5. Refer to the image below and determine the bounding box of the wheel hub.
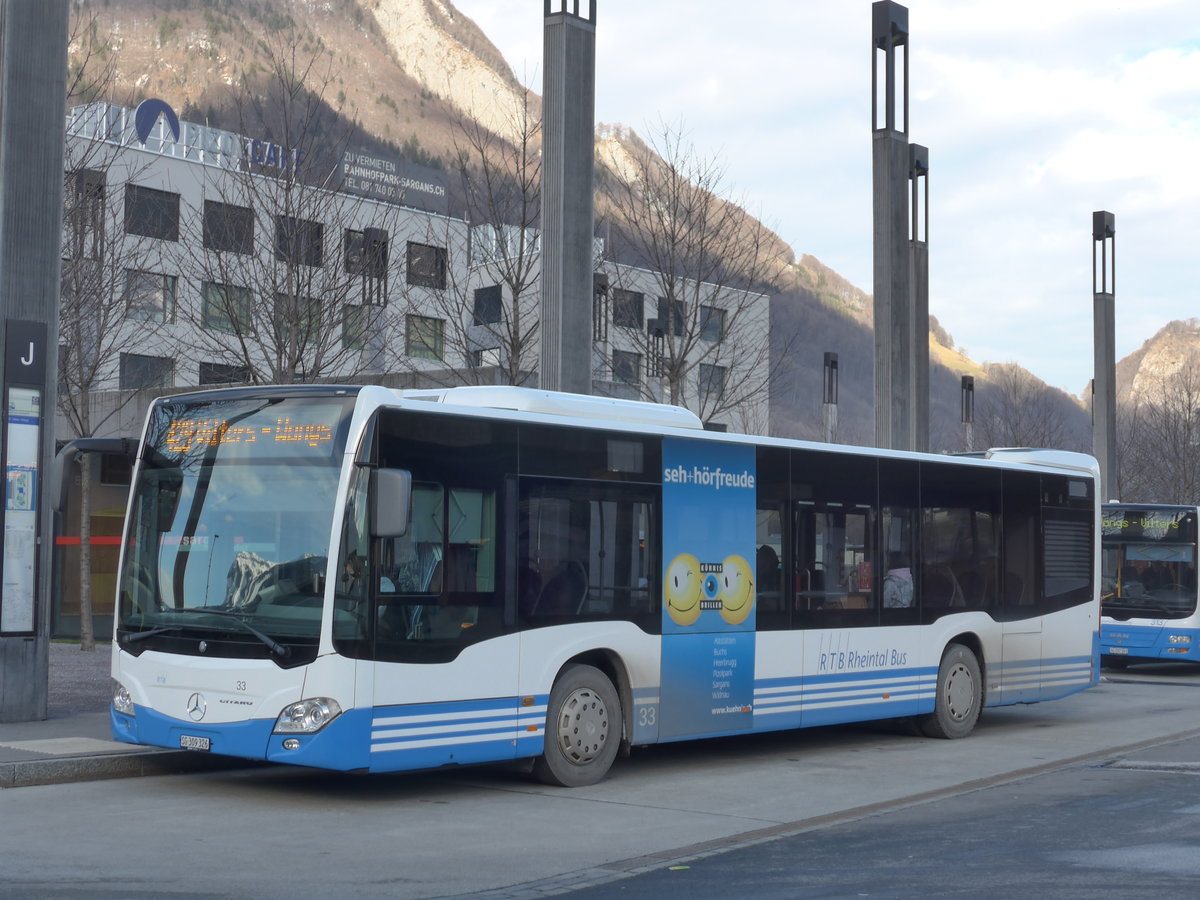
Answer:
[554,687,610,765]
[945,662,975,722]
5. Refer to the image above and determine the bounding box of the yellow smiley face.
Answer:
[718,554,755,625]
[665,553,703,626]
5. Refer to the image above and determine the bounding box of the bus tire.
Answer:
[917,643,982,739]
[533,664,621,787]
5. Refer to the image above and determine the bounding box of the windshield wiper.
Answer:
[123,624,184,643]
[170,607,292,659]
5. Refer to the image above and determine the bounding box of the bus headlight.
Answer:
[1167,634,1192,645]
[113,683,134,716]
[273,698,343,734]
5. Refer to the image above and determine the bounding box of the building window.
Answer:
[655,297,685,337]
[700,305,726,342]
[201,281,253,333]
[613,349,641,385]
[406,314,445,360]
[198,361,252,385]
[343,305,365,350]
[344,228,388,277]
[275,215,324,267]
[69,168,105,260]
[470,347,502,368]
[473,285,502,325]
[699,363,727,401]
[203,200,254,254]
[120,353,173,391]
[406,241,447,289]
[124,184,179,241]
[124,270,176,323]
[613,289,644,328]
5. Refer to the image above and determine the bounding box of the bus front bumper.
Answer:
[111,704,371,770]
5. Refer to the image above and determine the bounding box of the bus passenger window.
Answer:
[794,501,876,623]
[518,480,658,630]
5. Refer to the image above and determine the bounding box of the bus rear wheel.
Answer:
[533,664,621,787]
[917,643,982,739]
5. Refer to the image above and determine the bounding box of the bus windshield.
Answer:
[116,394,355,663]
[1101,507,1198,620]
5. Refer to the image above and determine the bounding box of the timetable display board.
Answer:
[2,387,40,633]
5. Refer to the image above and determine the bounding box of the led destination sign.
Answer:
[164,416,333,453]
[1102,510,1196,541]
[154,399,351,461]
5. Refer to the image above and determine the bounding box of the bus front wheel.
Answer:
[533,664,621,787]
[917,643,982,739]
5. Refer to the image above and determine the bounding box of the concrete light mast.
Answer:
[872,0,929,451]
[540,0,596,395]
[0,0,69,722]
[1092,211,1117,499]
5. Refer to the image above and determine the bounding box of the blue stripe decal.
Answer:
[756,665,938,690]
[752,666,936,727]
[366,696,548,772]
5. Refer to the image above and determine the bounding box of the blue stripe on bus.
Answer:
[366,696,549,773]
[991,654,1095,705]
[751,667,937,727]
[755,665,938,690]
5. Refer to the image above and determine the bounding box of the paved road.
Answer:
[567,734,1200,899]
[3,667,1200,899]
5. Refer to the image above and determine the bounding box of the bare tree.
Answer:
[974,363,1082,451]
[61,6,174,650]
[172,30,398,384]
[390,88,543,387]
[1119,361,1200,504]
[597,121,779,428]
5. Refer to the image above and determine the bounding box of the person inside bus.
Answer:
[1120,562,1145,597]
[532,559,588,616]
[883,555,913,608]
[757,544,780,592]
[1143,561,1171,592]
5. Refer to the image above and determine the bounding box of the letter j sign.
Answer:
[5,320,47,384]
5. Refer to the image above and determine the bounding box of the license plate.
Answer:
[1110,647,1129,655]
[179,734,212,752]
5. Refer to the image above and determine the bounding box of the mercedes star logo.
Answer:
[186,692,207,722]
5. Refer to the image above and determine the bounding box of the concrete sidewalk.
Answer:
[0,642,239,789]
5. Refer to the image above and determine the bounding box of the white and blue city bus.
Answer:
[1100,503,1200,666]
[105,384,1100,786]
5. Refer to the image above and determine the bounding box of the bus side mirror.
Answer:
[371,468,412,538]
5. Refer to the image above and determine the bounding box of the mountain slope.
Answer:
[69,0,1097,448]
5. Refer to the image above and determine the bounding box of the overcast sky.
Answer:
[452,0,1199,395]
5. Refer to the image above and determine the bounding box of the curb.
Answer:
[0,749,260,789]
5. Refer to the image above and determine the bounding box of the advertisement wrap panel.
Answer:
[660,438,756,739]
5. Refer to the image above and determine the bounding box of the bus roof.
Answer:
[397,386,705,431]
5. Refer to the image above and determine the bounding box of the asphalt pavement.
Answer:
[0,641,235,789]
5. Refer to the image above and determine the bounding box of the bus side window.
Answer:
[518,481,658,629]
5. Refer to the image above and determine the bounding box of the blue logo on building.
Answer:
[134,98,180,145]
